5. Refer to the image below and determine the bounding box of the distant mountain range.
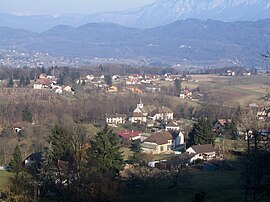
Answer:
[0,0,270,32]
[0,19,270,66]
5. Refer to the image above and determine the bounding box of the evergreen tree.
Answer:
[70,70,78,82]
[7,77,14,88]
[47,125,72,162]
[174,79,182,96]
[25,76,31,86]
[104,75,112,87]
[224,121,238,140]
[88,126,123,173]
[19,76,26,87]
[131,142,142,164]
[9,145,23,174]
[179,106,186,118]
[63,66,70,77]
[188,117,214,146]
[22,106,33,123]
[58,74,64,85]
[76,71,80,80]
[39,142,56,184]
[188,106,194,119]
[47,67,53,75]
[41,66,46,73]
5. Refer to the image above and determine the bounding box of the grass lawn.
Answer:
[215,139,247,151]
[0,170,12,188]
[124,169,245,202]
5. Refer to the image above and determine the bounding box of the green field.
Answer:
[124,169,244,202]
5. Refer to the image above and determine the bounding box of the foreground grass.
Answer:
[124,169,244,202]
[0,170,12,188]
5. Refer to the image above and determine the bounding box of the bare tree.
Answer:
[164,156,191,188]
[127,166,161,194]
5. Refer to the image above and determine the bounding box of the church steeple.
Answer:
[137,98,143,109]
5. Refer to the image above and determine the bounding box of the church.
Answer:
[129,99,173,123]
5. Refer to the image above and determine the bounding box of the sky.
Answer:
[0,0,155,16]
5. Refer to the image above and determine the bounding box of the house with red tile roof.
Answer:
[117,130,141,141]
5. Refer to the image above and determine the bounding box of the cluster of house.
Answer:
[78,73,191,95]
[33,74,75,94]
[223,68,254,77]
[178,88,204,102]
[106,99,217,164]
[248,103,270,121]
[124,74,186,85]
[117,129,216,164]
[106,99,173,125]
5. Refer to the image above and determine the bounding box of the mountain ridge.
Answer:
[0,18,269,66]
[1,0,270,32]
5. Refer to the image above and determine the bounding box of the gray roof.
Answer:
[166,121,178,127]
[144,131,172,145]
[191,144,215,153]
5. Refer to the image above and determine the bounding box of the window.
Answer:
[160,146,164,152]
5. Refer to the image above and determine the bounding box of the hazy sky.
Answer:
[0,0,155,16]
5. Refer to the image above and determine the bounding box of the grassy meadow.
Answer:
[124,169,245,202]
[0,170,12,188]
[190,74,270,105]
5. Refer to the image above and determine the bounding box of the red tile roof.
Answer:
[118,130,141,139]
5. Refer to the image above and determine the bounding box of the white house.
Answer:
[186,144,216,162]
[106,113,127,124]
[173,131,185,148]
[165,121,180,131]
[63,86,75,94]
[86,74,95,81]
[149,106,174,121]
[179,94,186,99]
[130,99,173,123]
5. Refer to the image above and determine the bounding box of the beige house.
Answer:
[141,130,185,155]
[141,131,174,155]
[108,86,118,93]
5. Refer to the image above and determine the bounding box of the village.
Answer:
[8,69,270,170]
[0,66,269,202]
